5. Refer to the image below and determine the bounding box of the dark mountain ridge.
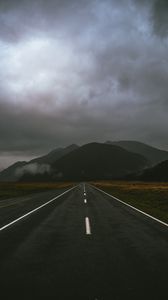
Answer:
[0,161,27,182]
[106,140,168,166]
[1,140,168,182]
[20,143,149,182]
[30,144,78,165]
[138,160,168,182]
[0,144,79,182]
[52,142,148,180]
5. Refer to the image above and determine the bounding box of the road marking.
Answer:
[91,185,168,228]
[85,217,91,235]
[84,199,87,204]
[84,192,86,196]
[0,186,77,232]
[83,183,86,193]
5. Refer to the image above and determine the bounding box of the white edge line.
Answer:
[85,217,91,235]
[0,185,77,232]
[91,184,168,228]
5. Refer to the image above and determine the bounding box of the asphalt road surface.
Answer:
[0,183,168,300]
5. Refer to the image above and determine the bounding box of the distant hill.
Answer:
[30,144,78,164]
[20,143,149,182]
[0,161,27,181]
[106,140,168,166]
[138,160,168,182]
[0,144,78,182]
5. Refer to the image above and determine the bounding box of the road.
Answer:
[0,183,168,300]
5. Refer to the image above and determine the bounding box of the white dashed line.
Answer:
[84,199,87,204]
[85,217,91,235]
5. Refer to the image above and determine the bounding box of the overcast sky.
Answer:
[0,0,168,169]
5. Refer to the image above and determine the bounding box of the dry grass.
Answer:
[0,182,74,201]
[91,181,168,223]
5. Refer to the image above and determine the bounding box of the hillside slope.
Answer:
[30,144,78,164]
[139,160,168,181]
[0,144,78,181]
[106,140,168,166]
[0,161,27,182]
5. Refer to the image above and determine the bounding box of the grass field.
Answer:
[91,181,168,223]
[0,182,74,201]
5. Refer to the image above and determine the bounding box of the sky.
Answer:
[0,0,168,169]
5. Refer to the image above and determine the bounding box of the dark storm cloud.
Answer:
[152,0,168,37]
[0,0,92,42]
[0,0,168,168]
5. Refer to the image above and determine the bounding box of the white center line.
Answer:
[85,217,91,235]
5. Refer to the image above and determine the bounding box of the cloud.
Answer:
[0,0,168,168]
[152,0,168,37]
[15,163,51,177]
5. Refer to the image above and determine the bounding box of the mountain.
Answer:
[20,143,149,182]
[138,160,168,182]
[0,144,78,182]
[30,144,78,164]
[0,161,27,182]
[106,140,168,166]
[3,140,167,182]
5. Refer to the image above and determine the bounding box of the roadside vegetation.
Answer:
[91,181,168,223]
[0,182,74,201]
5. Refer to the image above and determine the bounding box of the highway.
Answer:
[0,183,168,300]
